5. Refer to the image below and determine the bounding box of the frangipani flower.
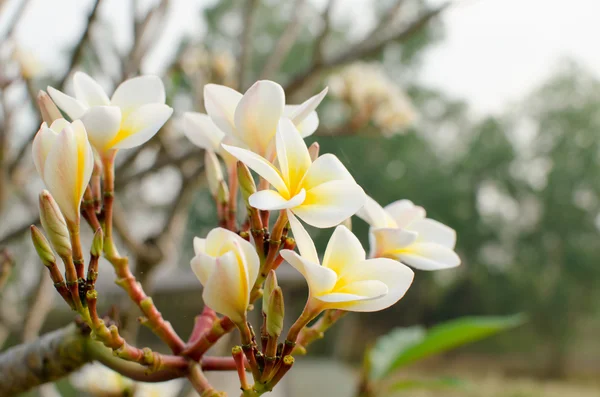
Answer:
[280,213,414,312]
[222,119,365,228]
[32,119,94,223]
[48,72,173,154]
[183,111,236,166]
[190,228,259,324]
[200,80,327,155]
[357,196,461,270]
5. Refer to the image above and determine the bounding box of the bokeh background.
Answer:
[1,0,600,396]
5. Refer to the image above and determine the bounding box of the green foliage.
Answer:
[367,315,525,381]
[390,377,467,392]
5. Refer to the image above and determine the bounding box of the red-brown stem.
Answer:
[227,164,238,231]
[267,355,294,390]
[183,317,236,361]
[272,237,295,271]
[232,346,250,391]
[238,321,261,381]
[248,208,264,260]
[261,335,278,382]
[82,187,102,231]
[202,356,247,371]
[281,300,322,358]
[67,220,85,280]
[188,307,217,344]
[63,256,83,312]
[91,165,102,213]
[260,210,270,227]
[294,310,348,354]
[188,362,219,396]
[43,260,74,308]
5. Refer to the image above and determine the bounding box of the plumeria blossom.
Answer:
[183,111,237,166]
[223,119,365,228]
[48,72,173,154]
[198,80,327,156]
[357,195,461,270]
[190,228,259,324]
[280,213,414,312]
[32,119,94,223]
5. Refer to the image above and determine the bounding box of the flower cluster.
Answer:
[30,74,459,396]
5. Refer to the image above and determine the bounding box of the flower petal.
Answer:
[286,210,319,264]
[234,80,285,153]
[111,75,166,116]
[204,84,242,137]
[193,237,206,255]
[221,144,288,195]
[288,87,328,126]
[47,86,87,120]
[369,227,418,258]
[80,106,122,151]
[32,122,58,176]
[322,225,365,274]
[191,251,216,285]
[316,280,388,306]
[295,111,319,138]
[384,199,426,228]
[276,118,311,190]
[293,180,366,228]
[110,103,173,149]
[335,258,414,312]
[356,195,396,228]
[183,112,224,152]
[398,243,461,271]
[302,153,355,190]
[249,189,305,211]
[409,218,456,248]
[73,72,110,107]
[280,250,337,296]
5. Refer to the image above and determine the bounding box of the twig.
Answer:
[237,0,260,90]
[260,0,308,79]
[284,2,450,96]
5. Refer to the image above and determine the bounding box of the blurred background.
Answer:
[1,0,600,396]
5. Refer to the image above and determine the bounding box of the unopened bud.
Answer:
[37,90,62,125]
[340,217,352,231]
[262,270,278,314]
[30,225,56,267]
[39,190,72,258]
[237,161,256,203]
[308,142,320,162]
[205,150,224,197]
[266,286,284,337]
[91,228,104,257]
[217,180,229,204]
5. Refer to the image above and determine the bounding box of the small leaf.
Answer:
[368,326,426,380]
[390,377,468,392]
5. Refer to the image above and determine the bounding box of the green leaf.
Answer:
[368,314,526,380]
[390,377,468,392]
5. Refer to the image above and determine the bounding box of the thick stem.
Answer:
[281,299,322,358]
[294,309,347,354]
[183,317,236,361]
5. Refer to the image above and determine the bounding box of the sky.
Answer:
[2,0,600,116]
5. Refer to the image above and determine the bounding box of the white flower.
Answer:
[222,119,365,228]
[197,80,327,155]
[280,213,414,312]
[71,363,135,396]
[48,72,173,153]
[357,195,461,270]
[32,119,94,223]
[190,228,260,324]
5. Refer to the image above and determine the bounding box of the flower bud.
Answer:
[91,228,104,257]
[205,150,224,197]
[308,142,320,162]
[262,270,278,315]
[36,90,62,125]
[266,286,284,337]
[30,225,56,267]
[237,161,256,204]
[217,180,229,205]
[39,190,72,259]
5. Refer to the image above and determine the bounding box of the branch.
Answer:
[284,2,450,96]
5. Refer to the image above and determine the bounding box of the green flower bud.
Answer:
[237,161,256,204]
[262,270,278,314]
[30,225,56,267]
[205,150,224,197]
[39,190,72,259]
[266,286,284,338]
[91,228,104,257]
[308,142,320,162]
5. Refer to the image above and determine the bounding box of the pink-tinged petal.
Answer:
[275,119,311,190]
[249,189,305,211]
[384,199,426,228]
[49,118,71,133]
[73,72,110,107]
[302,154,355,190]
[234,80,285,153]
[335,258,414,312]
[201,251,248,323]
[111,75,166,116]
[322,225,365,274]
[204,84,242,137]
[356,195,396,229]
[191,251,216,285]
[221,144,288,195]
[288,87,328,126]
[183,112,224,152]
[280,250,337,296]
[286,210,319,264]
[32,122,58,176]
[369,228,418,258]
[193,237,206,255]
[293,180,366,228]
[408,218,456,248]
[47,86,87,120]
[398,243,461,271]
[80,106,122,151]
[111,103,173,149]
